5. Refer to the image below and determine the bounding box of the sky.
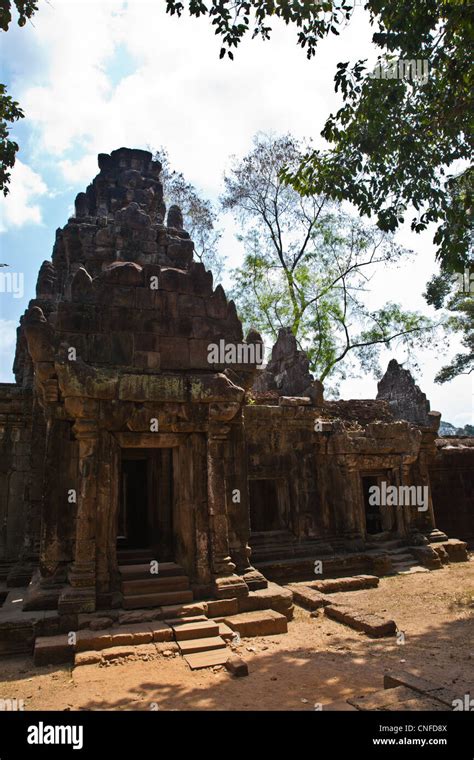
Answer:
[0,0,472,427]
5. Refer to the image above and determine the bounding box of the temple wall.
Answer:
[0,384,33,566]
[430,440,474,544]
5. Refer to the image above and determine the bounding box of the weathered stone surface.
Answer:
[237,582,293,618]
[75,629,113,651]
[159,602,208,619]
[310,575,379,593]
[253,326,323,401]
[34,634,73,665]
[206,598,238,617]
[285,584,330,611]
[377,359,432,426]
[74,650,102,666]
[225,655,249,677]
[177,636,226,654]
[383,670,460,707]
[437,539,468,562]
[224,610,288,637]
[324,605,396,638]
[348,686,449,711]
[101,645,136,662]
[184,649,230,670]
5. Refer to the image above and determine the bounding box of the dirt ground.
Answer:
[1,558,473,711]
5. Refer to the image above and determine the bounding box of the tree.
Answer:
[0,1,39,195]
[424,269,473,382]
[166,1,473,272]
[154,147,225,280]
[223,133,440,388]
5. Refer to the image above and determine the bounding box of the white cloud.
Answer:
[0,160,48,232]
[15,0,373,193]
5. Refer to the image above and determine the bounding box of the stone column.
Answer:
[343,462,365,542]
[208,404,248,599]
[59,418,99,614]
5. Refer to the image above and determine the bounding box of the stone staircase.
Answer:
[366,539,428,574]
[119,559,194,610]
[250,530,330,563]
[169,615,234,669]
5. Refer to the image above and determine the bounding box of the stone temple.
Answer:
[0,148,471,658]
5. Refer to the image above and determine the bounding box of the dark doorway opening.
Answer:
[118,449,174,560]
[249,479,287,532]
[119,457,148,549]
[362,475,383,535]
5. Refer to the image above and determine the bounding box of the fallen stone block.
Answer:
[34,634,74,666]
[225,655,249,677]
[324,605,396,637]
[348,686,449,711]
[384,670,461,707]
[286,584,330,611]
[224,610,288,637]
[408,546,442,570]
[311,575,379,593]
[439,539,469,563]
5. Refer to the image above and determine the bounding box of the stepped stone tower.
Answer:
[12,148,265,614]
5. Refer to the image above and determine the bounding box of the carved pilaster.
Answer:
[59,419,99,613]
[208,404,248,598]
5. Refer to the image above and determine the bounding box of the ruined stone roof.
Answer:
[14,148,261,390]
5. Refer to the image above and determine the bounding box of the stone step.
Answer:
[122,576,190,595]
[119,562,185,580]
[177,636,226,655]
[159,602,208,619]
[224,610,288,637]
[390,553,415,562]
[387,546,414,555]
[164,615,208,626]
[392,559,418,569]
[397,565,430,575]
[123,589,193,610]
[184,649,230,670]
[217,623,234,641]
[172,620,220,641]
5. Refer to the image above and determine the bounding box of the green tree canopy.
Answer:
[223,133,441,389]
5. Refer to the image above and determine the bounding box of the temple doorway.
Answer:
[249,478,289,532]
[117,449,174,560]
[361,472,397,536]
[362,475,383,535]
